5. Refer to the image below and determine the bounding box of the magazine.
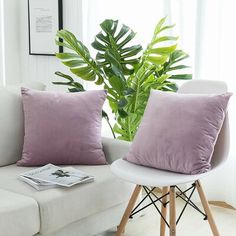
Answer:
[19,164,94,190]
[19,175,58,191]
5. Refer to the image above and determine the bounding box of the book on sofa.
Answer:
[19,164,94,190]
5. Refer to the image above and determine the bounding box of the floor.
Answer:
[98,198,236,236]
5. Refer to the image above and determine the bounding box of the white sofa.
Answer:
[0,82,134,236]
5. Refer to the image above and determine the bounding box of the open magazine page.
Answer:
[20,164,94,187]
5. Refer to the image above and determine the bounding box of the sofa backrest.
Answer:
[0,81,45,166]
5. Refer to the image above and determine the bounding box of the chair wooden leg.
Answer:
[116,185,142,236]
[195,180,220,236]
[160,186,169,236]
[169,186,176,236]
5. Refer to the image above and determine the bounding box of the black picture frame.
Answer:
[28,0,63,56]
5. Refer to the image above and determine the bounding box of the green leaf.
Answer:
[109,100,118,112]
[166,65,190,71]
[102,110,109,119]
[164,82,178,92]
[92,19,142,76]
[169,74,192,80]
[153,16,167,35]
[169,50,189,64]
[114,24,130,41]
[121,45,143,58]
[157,74,171,84]
[143,17,178,69]
[118,109,128,118]
[53,71,86,92]
[159,49,190,76]
[72,82,85,91]
[158,24,175,34]
[148,44,177,55]
[118,98,128,108]
[68,87,83,92]
[105,50,126,81]
[95,75,104,85]
[108,76,124,94]
[52,81,71,85]
[152,36,179,44]
[54,71,74,81]
[56,53,81,60]
[124,87,135,96]
[56,30,103,85]
[146,55,168,66]
[113,124,127,136]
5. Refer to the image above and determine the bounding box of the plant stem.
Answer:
[127,116,132,141]
[105,117,116,139]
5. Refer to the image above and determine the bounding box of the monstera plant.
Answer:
[53,17,192,141]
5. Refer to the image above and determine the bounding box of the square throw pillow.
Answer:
[17,88,107,166]
[124,90,232,174]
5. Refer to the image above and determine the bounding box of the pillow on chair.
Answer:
[17,88,107,166]
[124,90,232,174]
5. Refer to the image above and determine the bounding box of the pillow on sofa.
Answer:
[124,90,232,174]
[17,88,107,166]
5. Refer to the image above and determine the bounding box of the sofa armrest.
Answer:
[102,137,131,164]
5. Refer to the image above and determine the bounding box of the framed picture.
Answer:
[28,0,63,56]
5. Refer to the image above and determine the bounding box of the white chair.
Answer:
[111,80,230,236]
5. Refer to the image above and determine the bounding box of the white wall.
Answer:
[2,0,21,85]
[19,0,84,90]
[0,0,4,85]
[0,0,83,88]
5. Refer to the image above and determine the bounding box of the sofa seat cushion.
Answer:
[0,189,40,236]
[0,164,134,234]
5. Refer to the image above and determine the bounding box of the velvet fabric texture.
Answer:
[124,90,232,174]
[17,88,107,166]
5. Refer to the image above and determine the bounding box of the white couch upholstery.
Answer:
[0,82,134,236]
[0,189,40,236]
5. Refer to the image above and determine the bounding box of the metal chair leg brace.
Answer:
[129,183,207,228]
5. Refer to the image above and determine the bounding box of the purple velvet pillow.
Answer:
[17,88,107,166]
[124,90,232,174]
